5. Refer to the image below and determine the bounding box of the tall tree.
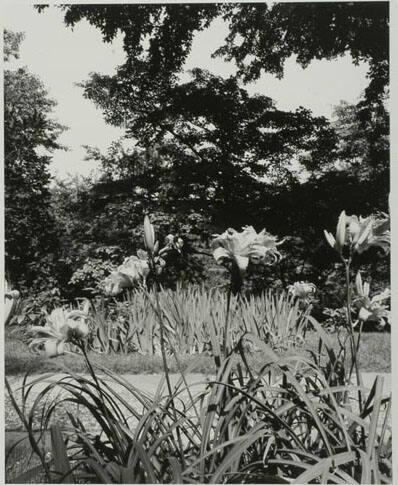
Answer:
[4,30,66,291]
[48,2,388,105]
[80,67,337,225]
[47,1,389,184]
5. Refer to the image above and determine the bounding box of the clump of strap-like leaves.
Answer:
[6,214,391,484]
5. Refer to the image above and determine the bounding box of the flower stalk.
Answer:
[223,272,234,356]
[324,210,390,414]
[341,255,363,413]
[143,216,186,467]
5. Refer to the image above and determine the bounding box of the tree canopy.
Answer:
[48,2,389,182]
[80,66,337,222]
[4,29,66,291]
[47,2,388,106]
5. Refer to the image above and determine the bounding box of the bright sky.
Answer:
[4,4,370,180]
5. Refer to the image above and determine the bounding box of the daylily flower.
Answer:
[324,211,390,255]
[104,218,184,296]
[4,279,20,325]
[354,272,390,327]
[103,252,151,296]
[345,213,390,254]
[103,250,166,296]
[287,281,316,304]
[211,226,283,274]
[29,302,90,357]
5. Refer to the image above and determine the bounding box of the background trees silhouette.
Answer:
[4,2,389,306]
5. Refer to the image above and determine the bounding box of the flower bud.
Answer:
[335,211,346,251]
[143,215,156,253]
[324,230,337,251]
[355,271,363,295]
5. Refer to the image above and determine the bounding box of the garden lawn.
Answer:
[5,329,391,376]
[5,328,391,376]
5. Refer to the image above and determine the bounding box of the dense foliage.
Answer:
[5,3,389,318]
[4,30,66,294]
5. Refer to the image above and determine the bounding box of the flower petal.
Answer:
[73,321,90,339]
[213,247,231,265]
[324,230,337,250]
[103,271,132,296]
[371,289,390,303]
[347,215,361,243]
[234,255,249,273]
[44,340,65,358]
[137,249,149,260]
[358,307,372,322]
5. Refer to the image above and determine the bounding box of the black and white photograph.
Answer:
[3,1,392,483]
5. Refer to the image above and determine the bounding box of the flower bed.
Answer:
[5,213,392,483]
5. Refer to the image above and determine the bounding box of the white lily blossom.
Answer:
[29,301,90,357]
[103,249,167,296]
[354,272,390,327]
[103,252,151,296]
[287,281,316,304]
[211,226,283,273]
[324,211,390,255]
[345,213,390,254]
